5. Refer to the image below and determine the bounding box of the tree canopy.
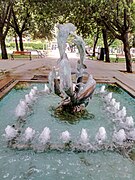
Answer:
[0,0,135,72]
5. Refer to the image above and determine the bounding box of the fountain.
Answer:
[113,129,126,145]
[116,106,127,119]
[15,100,28,118]
[2,23,135,151]
[39,127,51,145]
[95,127,107,145]
[60,130,71,143]
[48,23,96,114]
[1,82,135,179]
[125,116,134,128]
[0,23,135,179]
[44,83,50,93]
[80,128,89,144]
[25,94,33,105]
[100,85,106,93]
[4,125,18,140]
[23,127,35,143]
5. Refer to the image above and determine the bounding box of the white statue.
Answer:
[56,23,76,59]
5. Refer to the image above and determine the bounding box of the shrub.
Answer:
[7,42,46,50]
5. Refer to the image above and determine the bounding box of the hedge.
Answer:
[7,42,46,50]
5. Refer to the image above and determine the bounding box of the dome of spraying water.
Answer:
[80,128,89,144]
[60,131,71,143]
[95,127,107,145]
[39,127,51,145]
[23,127,35,142]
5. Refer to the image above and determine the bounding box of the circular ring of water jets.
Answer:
[3,85,135,161]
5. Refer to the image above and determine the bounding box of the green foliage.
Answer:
[85,34,103,47]
[12,0,33,32]
[7,42,15,49]
[1,0,135,60]
[50,105,94,124]
[94,0,134,40]
[14,82,29,90]
[29,0,59,40]
[7,42,46,50]
[106,84,122,94]
[128,149,135,161]
[109,39,122,48]
[24,42,44,50]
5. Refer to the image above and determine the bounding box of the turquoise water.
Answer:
[0,83,135,180]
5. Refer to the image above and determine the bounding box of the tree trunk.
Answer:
[122,33,132,73]
[92,33,99,57]
[102,28,110,63]
[133,35,135,47]
[19,34,24,51]
[15,34,19,51]
[99,48,104,60]
[0,37,8,59]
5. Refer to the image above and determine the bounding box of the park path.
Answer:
[0,51,135,97]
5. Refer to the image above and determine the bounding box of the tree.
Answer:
[102,28,110,62]
[54,0,134,72]
[10,0,59,51]
[30,1,57,41]
[10,0,33,51]
[92,27,100,57]
[0,0,14,59]
[131,2,135,47]
[97,0,135,72]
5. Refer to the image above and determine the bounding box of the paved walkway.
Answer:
[0,52,135,97]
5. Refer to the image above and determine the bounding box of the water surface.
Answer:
[0,83,135,180]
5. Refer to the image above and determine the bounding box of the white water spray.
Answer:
[60,130,71,143]
[39,127,51,145]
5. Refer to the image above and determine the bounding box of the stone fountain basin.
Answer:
[0,82,135,180]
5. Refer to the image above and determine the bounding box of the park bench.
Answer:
[26,49,47,58]
[36,50,46,58]
[115,54,135,63]
[11,51,32,60]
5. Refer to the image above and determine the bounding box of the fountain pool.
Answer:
[0,82,135,179]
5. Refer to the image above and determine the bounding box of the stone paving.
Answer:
[0,51,135,97]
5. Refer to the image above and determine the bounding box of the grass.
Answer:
[110,57,125,62]
[89,56,126,62]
